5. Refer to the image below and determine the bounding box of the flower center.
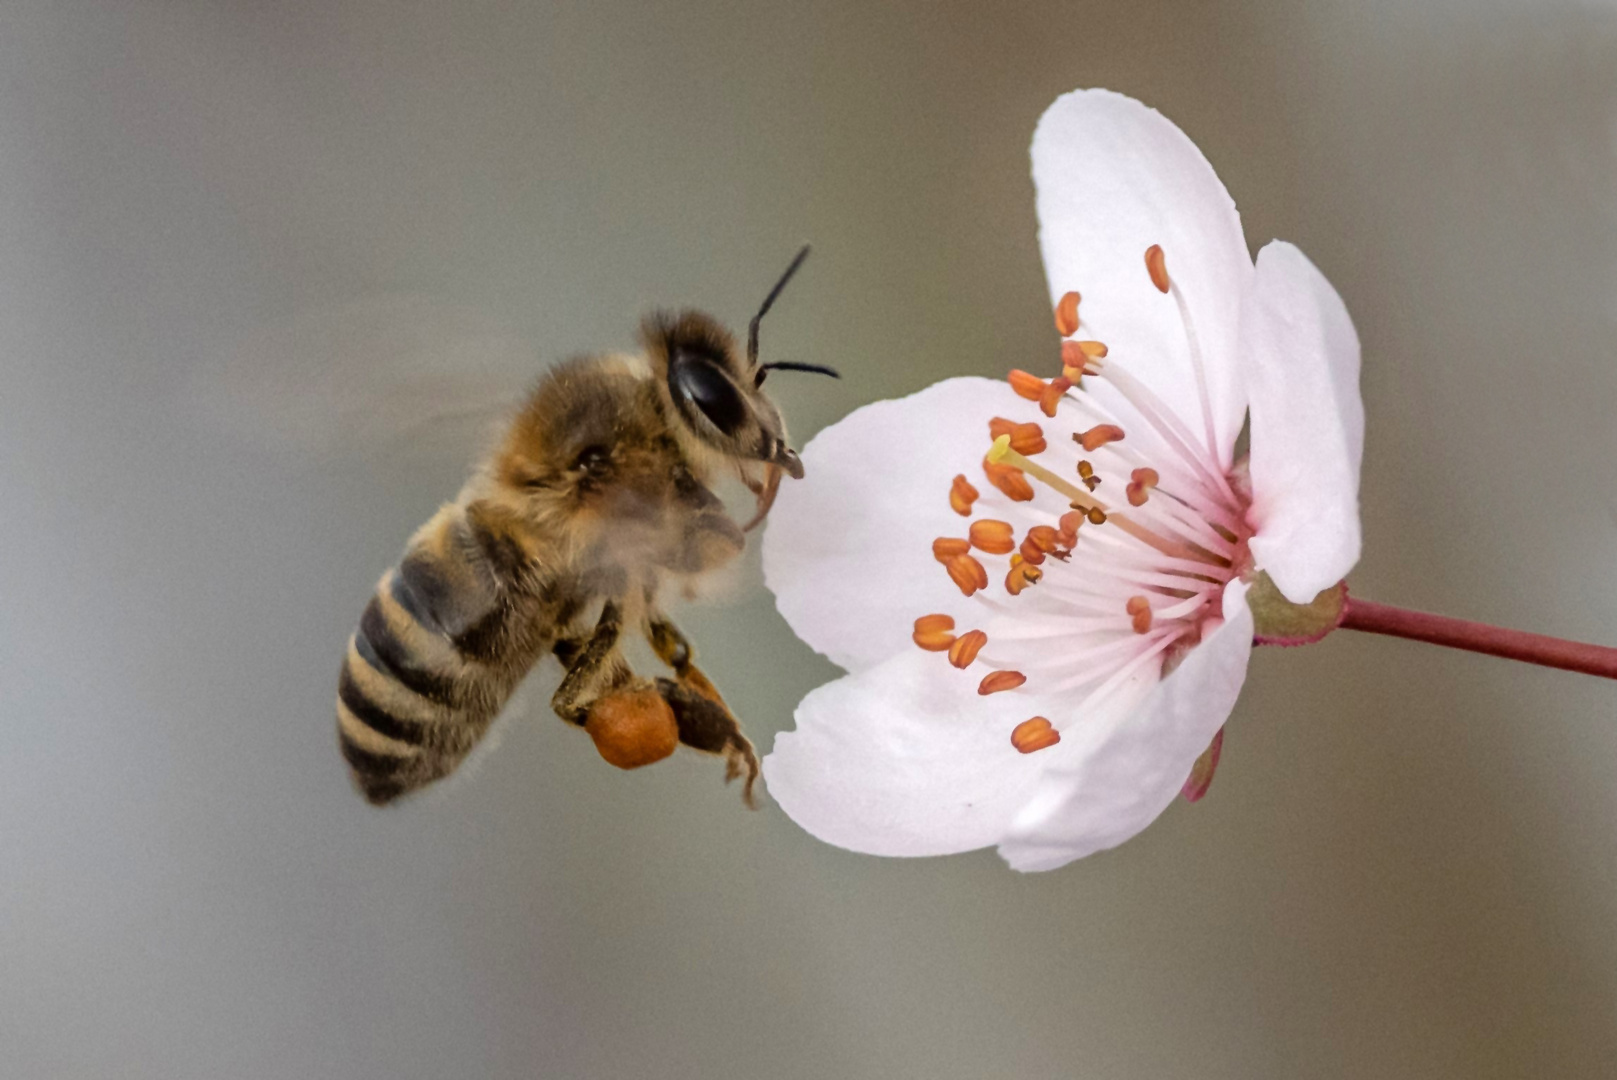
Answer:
[915,245,1253,754]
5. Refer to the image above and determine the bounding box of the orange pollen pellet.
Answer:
[1086,506,1108,525]
[1054,291,1081,336]
[912,613,957,652]
[978,670,1027,695]
[1011,716,1061,754]
[946,553,989,596]
[1039,375,1071,419]
[1126,596,1153,634]
[1005,561,1042,595]
[988,417,1047,456]
[1007,369,1047,401]
[1077,424,1125,452]
[983,458,1035,502]
[948,629,988,668]
[1145,244,1171,294]
[969,519,1016,555]
[933,536,971,563]
[949,473,980,516]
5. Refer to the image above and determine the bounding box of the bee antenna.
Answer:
[754,361,841,387]
[747,244,812,366]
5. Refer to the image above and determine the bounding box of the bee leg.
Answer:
[550,601,627,725]
[645,614,760,808]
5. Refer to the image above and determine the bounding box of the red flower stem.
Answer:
[1339,597,1617,680]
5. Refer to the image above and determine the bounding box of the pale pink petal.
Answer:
[762,649,1051,857]
[763,376,1036,673]
[1242,242,1364,603]
[996,581,1254,872]
[1032,88,1252,461]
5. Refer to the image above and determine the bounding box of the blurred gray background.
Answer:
[3,1,1617,1077]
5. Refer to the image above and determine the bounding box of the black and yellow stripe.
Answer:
[336,504,531,805]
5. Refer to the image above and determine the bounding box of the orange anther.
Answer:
[1018,535,1047,565]
[978,670,1027,695]
[1011,716,1061,754]
[1059,339,1086,370]
[1077,424,1125,451]
[933,536,971,563]
[946,554,989,596]
[1145,244,1170,294]
[1077,340,1109,360]
[949,473,980,516]
[1056,510,1085,547]
[1126,595,1153,634]
[1007,369,1047,401]
[948,628,988,668]
[912,614,957,652]
[1076,460,1094,480]
[1126,482,1149,506]
[1005,560,1042,595]
[1039,375,1071,419]
[1025,525,1060,554]
[1054,291,1081,336]
[969,519,1016,555]
[982,457,1035,502]
[1131,467,1160,487]
[1086,506,1108,525]
[988,417,1047,456]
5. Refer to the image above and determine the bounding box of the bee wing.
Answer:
[185,293,539,461]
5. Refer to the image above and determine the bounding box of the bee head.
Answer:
[645,246,836,482]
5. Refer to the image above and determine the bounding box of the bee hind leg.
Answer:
[551,601,627,725]
[646,615,760,808]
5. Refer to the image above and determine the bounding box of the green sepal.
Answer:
[1247,572,1346,646]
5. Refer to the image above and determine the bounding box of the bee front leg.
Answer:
[646,614,760,808]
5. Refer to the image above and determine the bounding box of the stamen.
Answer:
[982,456,1035,502]
[912,614,957,652]
[1076,424,1125,452]
[948,629,988,668]
[1054,291,1081,336]
[1060,340,1086,370]
[1011,716,1061,754]
[1086,506,1108,525]
[1077,460,1094,480]
[978,670,1027,695]
[1145,244,1170,293]
[1126,466,1159,508]
[1005,558,1042,595]
[1077,340,1108,360]
[1126,596,1153,634]
[1024,525,1060,554]
[1007,369,1046,401]
[1039,376,1072,419]
[949,474,980,516]
[988,418,1047,456]
[1055,510,1085,547]
[933,537,971,563]
[946,553,989,596]
[1018,535,1046,565]
[969,519,1016,555]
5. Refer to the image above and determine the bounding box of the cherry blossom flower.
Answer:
[760,88,1364,871]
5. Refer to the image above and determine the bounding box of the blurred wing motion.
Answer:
[183,293,538,461]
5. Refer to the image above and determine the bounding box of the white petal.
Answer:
[1242,242,1365,603]
[762,376,1035,673]
[1033,89,1252,460]
[996,580,1254,872]
[762,649,1045,857]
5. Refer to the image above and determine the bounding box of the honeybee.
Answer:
[334,248,835,808]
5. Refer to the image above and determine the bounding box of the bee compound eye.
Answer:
[671,356,747,437]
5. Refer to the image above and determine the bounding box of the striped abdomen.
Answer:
[336,503,546,804]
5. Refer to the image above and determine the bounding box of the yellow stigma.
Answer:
[987,433,1013,464]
